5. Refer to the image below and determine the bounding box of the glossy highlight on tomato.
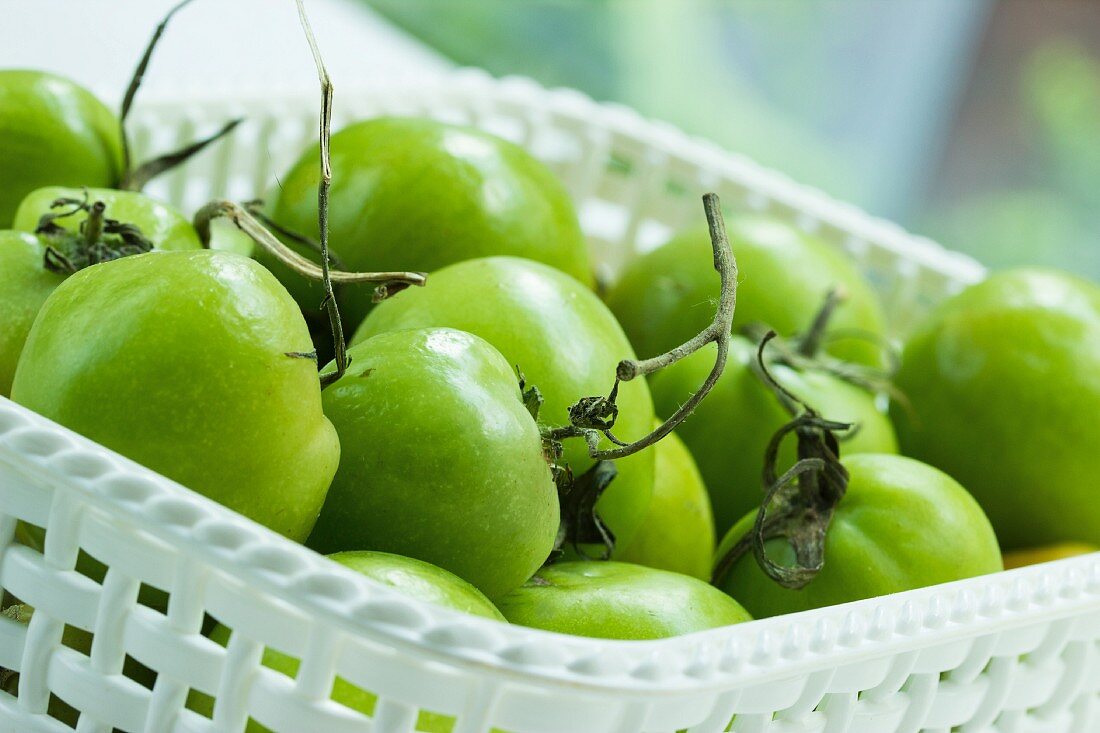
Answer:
[1,189,204,399]
[715,454,1002,618]
[265,117,592,330]
[11,249,339,542]
[0,71,122,226]
[310,327,559,599]
[355,256,656,554]
[894,269,1100,550]
[497,561,752,640]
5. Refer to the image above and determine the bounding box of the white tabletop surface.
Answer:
[0,0,451,105]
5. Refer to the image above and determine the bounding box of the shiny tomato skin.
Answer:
[496,561,752,640]
[0,231,65,395]
[615,427,715,580]
[894,269,1100,550]
[265,117,592,330]
[11,250,339,542]
[310,327,559,600]
[715,454,1002,618]
[605,217,886,366]
[355,256,656,553]
[12,186,201,250]
[0,71,122,226]
[1,189,203,397]
[650,336,897,536]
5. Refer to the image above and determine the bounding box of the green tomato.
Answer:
[605,217,887,366]
[189,551,501,733]
[715,454,1002,618]
[0,71,122,226]
[893,269,1100,550]
[320,551,505,620]
[13,186,201,250]
[496,561,751,640]
[615,427,714,580]
[1,190,203,397]
[265,117,592,330]
[354,256,656,553]
[0,232,65,395]
[10,250,339,542]
[650,336,897,536]
[310,328,558,599]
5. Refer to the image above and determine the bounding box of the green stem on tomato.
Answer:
[295,0,347,388]
[82,201,106,247]
[544,192,738,460]
[192,200,426,292]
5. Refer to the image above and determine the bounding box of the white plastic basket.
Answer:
[1,69,1097,733]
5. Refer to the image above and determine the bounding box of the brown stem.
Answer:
[796,286,847,358]
[546,193,737,460]
[295,0,349,388]
[118,0,197,186]
[242,200,345,269]
[123,118,244,192]
[711,331,852,590]
[742,293,909,424]
[193,200,427,290]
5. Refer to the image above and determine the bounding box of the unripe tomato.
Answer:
[265,117,592,330]
[605,217,886,366]
[0,71,122,226]
[615,427,714,580]
[715,454,1002,618]
[0,232,64,395]
[650,336,897,536]
[894,269,1100,550]
[310,328,559,599]
[11,250,339,542]
[497,561,751,640]
[13,186,201,250]
[1,190,203,398]
[189,551,502,733]
[355,256,656,553]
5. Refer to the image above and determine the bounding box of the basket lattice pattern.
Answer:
[0,71,1095,733]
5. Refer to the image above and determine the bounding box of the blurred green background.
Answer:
[366,0,1099,275]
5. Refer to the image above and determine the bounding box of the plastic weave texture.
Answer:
[0,70,1097,733]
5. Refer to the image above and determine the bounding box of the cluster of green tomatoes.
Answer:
[3,22,1100,732]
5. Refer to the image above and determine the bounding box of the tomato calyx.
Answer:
[515,368,546,425]
[712,332,852,590]
[543,193,739,464]
[549,460,619,561]
[539,194,738,561]
[35,192,155,275]
[744,288,904,407]
[525,367,619,561]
